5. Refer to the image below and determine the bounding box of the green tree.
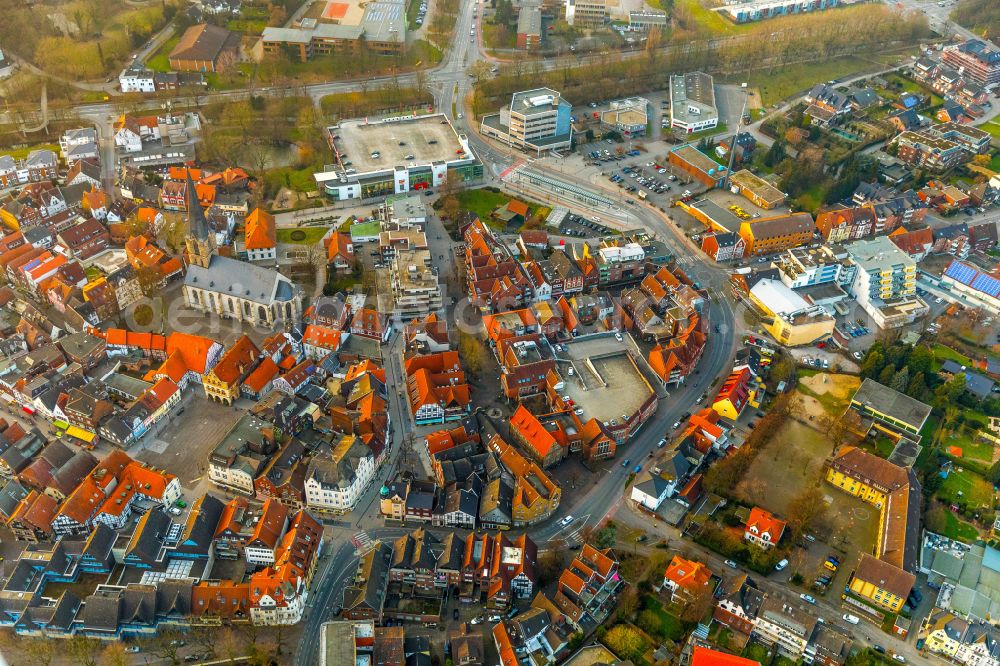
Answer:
[604,625,645,662]
[763,140,786,168]
[595,524,617,549]
[890,367,910,393]
[877,363,896,386]
[906,372,926,399]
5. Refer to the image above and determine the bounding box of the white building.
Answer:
[845,236,928,328]
[751,597,817,658]
[119,63,156,93]
[313,114,481,203]
[941,259,1000,316]
[669,72,719,134]
[304,436,380,515]
[481,88,574,154]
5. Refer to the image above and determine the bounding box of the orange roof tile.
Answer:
[211,335,259,384]
[692,647,761,666]
[244,208,276,250]
[664,555,711,591]
[302,324,343,351]
[510,404,558,459]
[166,332,218,375]
[243,357,280,393]
[247,498,289,549]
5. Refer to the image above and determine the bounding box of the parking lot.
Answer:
[556,211,617,238]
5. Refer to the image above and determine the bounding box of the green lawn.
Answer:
[747,56,874,107]
[686,121,729,142]
[276,227,330,244]
[938,467,995,508]
[742,643,770,664]
[2,143,59,161]
[146,36,180,73]
[990,153,1000,172]
[638,595,688,641]
[931,343,974,369]
[265,165,321,194]
[926,504,980,543]
[948,425,995,463]
[455,188,516,221]
[981,122,1000,140]
[676,0,746,35]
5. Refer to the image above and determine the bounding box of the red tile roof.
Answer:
[510,404,558,459]
[211,335,259,384]
[664,555,711,591]
[692,647,762,666]
[244,208,276,250]
[745,507,786,545]
[243,357,280,393]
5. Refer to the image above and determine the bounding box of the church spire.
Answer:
[187,171,209,241]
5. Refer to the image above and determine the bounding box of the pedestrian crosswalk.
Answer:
[351,531,373,554]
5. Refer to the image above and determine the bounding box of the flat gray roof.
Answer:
[852,378,932,431]
[689,199,743,233]
[669,72,718,126]
[329,114,466,175]
[561,337,654,424]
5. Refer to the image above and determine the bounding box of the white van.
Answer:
[774,559,789,571]
[843,614,860,625]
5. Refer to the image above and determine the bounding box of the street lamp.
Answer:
[720,82,748,192]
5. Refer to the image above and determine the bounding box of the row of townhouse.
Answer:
[0,496,324,639]
[341,530,538,622]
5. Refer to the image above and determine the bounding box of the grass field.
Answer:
[456,188,516,220]
[676,0,747,35]
[792,373,860,418]
[931,343,974,369]
[938,467,995,509]
[2,143,59,161]
[146,36,180,73]
[981,121,1000,140]
[276,227,330,244]
[638,595,688,641]
[948,429,995,464]
[746,56,875,107]
[926,504,980,543]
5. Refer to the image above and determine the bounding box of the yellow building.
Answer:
[749,277,835,347]
[850,553,914,612]
[827,447,916,610]
[202,335,259,405]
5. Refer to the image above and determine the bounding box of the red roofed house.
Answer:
[487,533,537,609]
[556,543,622,621]
[325,232,355,275]
[244,208,276,262]
[302,324,343,360]
[712,366,755,421]
[351,307,391,343]
[249,509,323,625]
[744,507,786,550]
[6,490,58,542]
[663,555,713,603]
[146,332,224,389]
[93,460,182,530]
[243,498,290,566]
[203,334,260,405]
[405,352,472,425]
[691,646,761,666]
[509,404,565,469]
[888,226,934,261]
[242,357,281,400]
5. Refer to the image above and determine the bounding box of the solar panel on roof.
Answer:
[945,261,978,286]
[972,273,1000,298]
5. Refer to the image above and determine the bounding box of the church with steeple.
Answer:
[181,174,303,328]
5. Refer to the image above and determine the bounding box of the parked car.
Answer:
[799,594,816,604]
[774,559,789,571]
[843,614,860,625]
[657,438,666,448]
[724,559,738,569]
